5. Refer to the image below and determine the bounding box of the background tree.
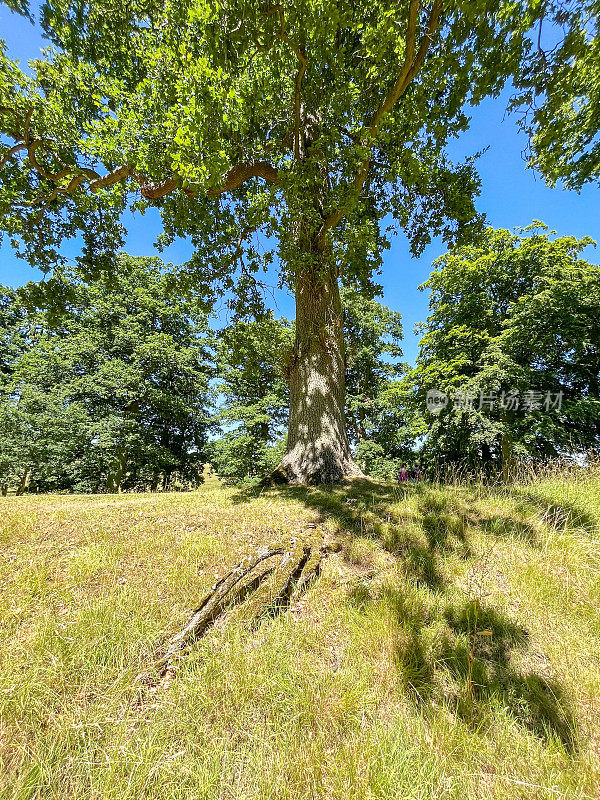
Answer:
[512,0,600,190]
[342,287,413,478]
[0,285,91,493]
[210,313,292,482]
[0,0,542,483]
[0,255,214,492]
[404,225,600,476]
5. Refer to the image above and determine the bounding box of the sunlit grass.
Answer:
[1,474,599,799]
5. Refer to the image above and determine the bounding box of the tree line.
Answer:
[2,225,598,493]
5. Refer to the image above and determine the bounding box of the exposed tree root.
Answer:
[147,529,330,685]
[265,458,364,486]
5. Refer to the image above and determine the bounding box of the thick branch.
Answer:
[0,141,28,171]
[206,161,280,195]
[368,0,421,137]
[1,111,279,205]
[89,165,133,193]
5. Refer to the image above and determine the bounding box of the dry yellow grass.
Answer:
[1,476,599,799]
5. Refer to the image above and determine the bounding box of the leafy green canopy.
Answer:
[512,0,600,190]
[210,313,292,481]
[406,225,600,472]
[0,254,214,492]
[1,0,540,297]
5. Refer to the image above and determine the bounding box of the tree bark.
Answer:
[501,430,514,483]
[274,261,362,484]
[15,468,30,496]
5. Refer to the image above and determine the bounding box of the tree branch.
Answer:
[260,4,307,159]
[316,0,443,246]
[206,161,280,195]
[0,141,28,171]
[1,110,279,205]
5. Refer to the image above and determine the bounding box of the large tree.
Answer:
[0,0,540,483]
[211,290,408,482]
[0,255,214,492]
[405,225,600,477]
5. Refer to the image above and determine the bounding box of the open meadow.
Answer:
[1,472,599,800]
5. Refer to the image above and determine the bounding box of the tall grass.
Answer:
[425,452,600,492]
[1,474,599,799]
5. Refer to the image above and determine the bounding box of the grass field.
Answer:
[1,471,599,799]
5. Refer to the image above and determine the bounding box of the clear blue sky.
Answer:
[1,4,599,364]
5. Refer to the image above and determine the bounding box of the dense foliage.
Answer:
[209,313,292,483]
[2,225,599,491]
[405,225,600,476]
[0,0,537,272]
[0,255,214,493]
[512,0,600,190]
[1,0,599,485]
[0,257,410,490]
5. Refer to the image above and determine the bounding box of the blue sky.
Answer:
[1,4,599,364]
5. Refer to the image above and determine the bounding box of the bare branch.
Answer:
[206,161,280,196]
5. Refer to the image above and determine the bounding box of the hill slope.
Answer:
[1,474,599,799]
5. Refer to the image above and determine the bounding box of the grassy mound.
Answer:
[1,472,599,799]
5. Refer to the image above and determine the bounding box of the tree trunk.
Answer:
[501,430,514,483]
[15,468,30,496]
[275,262,362,484]
[106,449,127,493]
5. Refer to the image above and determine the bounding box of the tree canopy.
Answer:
[405,225,600,476]
[512,0,600,190]
[0,0,538,271]
[0,254,214,493]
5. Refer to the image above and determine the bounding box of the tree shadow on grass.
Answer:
[232,479,547,599]
[508,488,599,538]
[441,600,575,748]
[384,588,577,751]
[346,577,577,751]
[233,477,580,751]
